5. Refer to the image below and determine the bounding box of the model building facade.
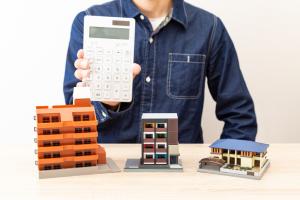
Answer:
[34,98,119,178]
[124,113,182,171]
[141,113,180,167]
[198,139,270,179]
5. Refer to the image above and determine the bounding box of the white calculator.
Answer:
[84,16,135,102]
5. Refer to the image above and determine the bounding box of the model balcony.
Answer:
[38,132,97,141]
[38,143,98,153]
[156,138,167,143]
[155,158,167,164]
[144,148,155,153]
[156,128,167,133]
[143,138,155,143]
[144,128,155,132]
[143,158,155,164]
[38,155,98,165]
[37,120,97,129]
[156,148,167,153]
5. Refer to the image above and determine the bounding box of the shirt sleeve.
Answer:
[63,11,86,105]
[63,11,134,123]
[206,17,257,141]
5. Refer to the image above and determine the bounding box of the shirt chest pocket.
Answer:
[167,53,206,99]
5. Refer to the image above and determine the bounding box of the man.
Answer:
[64,0,257,143]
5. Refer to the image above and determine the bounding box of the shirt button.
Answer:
[149,37,154,44]
[140,15,145,20]
[146,76,151,83]
[102,111,107,118]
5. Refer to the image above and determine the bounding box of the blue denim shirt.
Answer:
[64,0,257,143]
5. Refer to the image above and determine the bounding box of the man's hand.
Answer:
[74,49,141,108]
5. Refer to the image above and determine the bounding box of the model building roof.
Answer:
[142,113,177,119]
[209,139,269,153]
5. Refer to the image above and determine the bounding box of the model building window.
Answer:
[75,140,83,145]
[223,149,228,154]
[222,156,228,162]
[75,163,83,168]
[51,116,60,122]
[76,151,83,156]
[84,151,92,155]
[43,141,51,147]
[156,133,167,138]
[73,115,81,121]
[44,165,52,170]
[83,127,91,133]
[145,134,153,139]
[44,153,51,158]
[52,141,60,146]
[42,117,50,123]
[229,157,235,165]
[53,164,61,170]
[83,115,90,121]
[170,155,178,164]
[157,144,166,149]
[145,154,153,159]
[144,123,154,128]
[53,152,60,158]
[237,151,241,155]
[144,144,154,149]
[237,158,241,165]
[84,139,91,144]
[254,160,260,167]
[52,129,60,134]
[156,123,167,129]
[43,130,51,135]
[75,128,82,133]
[84,162,92,167]
[156,154,167,159]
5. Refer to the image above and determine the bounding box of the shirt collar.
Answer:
[121,0,188,29]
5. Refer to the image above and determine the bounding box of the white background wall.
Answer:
[0,0,299,144]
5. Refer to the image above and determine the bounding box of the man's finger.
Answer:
[74,59,90,70]
[74,69,90,80]
[77,49,84,59]
[132,63,141,79]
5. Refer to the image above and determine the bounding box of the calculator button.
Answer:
[103,83,111,90]
[96,49,104,54]
[95,56,103,63]
[114,66,121,73]
[104,75,112,81]
[104,91,110,99]
[113,89,120,98]
[114,49,123,55]
[123,58,130,64]
[121,91,130,100]
[123,74,130,82]
[94,90,102,98]
[114,74,121,82]
[114,57,122,64]
[124,50,130,56]
[105,49,112,55]
[94,83,101,89]
[95,65,102,72]
[122,83,130,90]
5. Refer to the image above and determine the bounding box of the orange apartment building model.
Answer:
[34,98,119,179]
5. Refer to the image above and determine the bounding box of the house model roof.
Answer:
[209,139,269,153]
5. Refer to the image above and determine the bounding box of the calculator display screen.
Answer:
[89,27,130,40]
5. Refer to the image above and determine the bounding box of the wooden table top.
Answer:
[1,144,300,200]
